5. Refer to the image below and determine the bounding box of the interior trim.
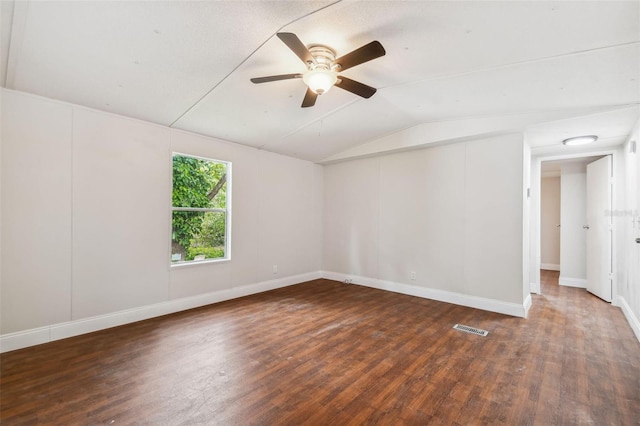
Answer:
[558,276,587,288]
[540,263,560,271]
[321,271,530,318]
[618,296,640,343]
[0,271,322,353]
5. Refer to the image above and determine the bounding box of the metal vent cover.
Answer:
[453,324,489,337]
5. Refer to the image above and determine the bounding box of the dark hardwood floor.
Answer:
[2,272,639,425]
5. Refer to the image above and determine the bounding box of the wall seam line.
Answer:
[70,106,75,322]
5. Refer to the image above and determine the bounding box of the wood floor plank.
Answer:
[2,273,639,424]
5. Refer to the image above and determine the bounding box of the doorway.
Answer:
[535,154,613,302]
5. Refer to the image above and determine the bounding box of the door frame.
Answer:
[530,148,620,306]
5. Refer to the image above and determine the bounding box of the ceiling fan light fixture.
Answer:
[251,33,385,107]
[562,135,598,146]
[303,69,337,95]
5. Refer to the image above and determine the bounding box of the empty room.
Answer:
[1,1,639,424]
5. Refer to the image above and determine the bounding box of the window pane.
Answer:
[172,155,227,209]
[171,153,230,265]
[171,211,225,262]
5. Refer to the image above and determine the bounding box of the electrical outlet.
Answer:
[410,271,416,281]
[272,265,278,274]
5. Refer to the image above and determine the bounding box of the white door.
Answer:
[586,156,612,302]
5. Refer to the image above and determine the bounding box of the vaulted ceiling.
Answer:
[2,1,638,163]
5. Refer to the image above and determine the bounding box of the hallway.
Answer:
[533,269,639,423]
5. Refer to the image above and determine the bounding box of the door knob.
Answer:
[583,225,590,229]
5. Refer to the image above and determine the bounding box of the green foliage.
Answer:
[172,155,227,259]
[172,211,204,253]
[191,212,226,248]
[186,246,225,261]
[172,156,226,209]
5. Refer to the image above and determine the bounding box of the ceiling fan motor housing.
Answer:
[306,45,338,71]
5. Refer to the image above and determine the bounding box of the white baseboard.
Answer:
[530,281,540,295]
[558,276,587,288]
[0,271,322,353]
[0,270,538,352]
[617,296,640,343]
[523,294,532,318]
[540,263,560,271]
[322,271,529,318]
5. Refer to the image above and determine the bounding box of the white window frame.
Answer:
[170,152,232,267]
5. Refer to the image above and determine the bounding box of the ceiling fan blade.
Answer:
[277,32,317,66]
[335,76,377,99]
[333,41,385,72]
[250,74,302,84]
[301,88,318,108]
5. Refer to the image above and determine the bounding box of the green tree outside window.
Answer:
[171,154,230,263]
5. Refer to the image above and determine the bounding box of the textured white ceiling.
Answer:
[3,0,639,163]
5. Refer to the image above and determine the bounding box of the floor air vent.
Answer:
[453,324,489,337]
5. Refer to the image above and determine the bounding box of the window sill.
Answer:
[170,257,231,269]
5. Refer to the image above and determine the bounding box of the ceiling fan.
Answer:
[250,32,386,108]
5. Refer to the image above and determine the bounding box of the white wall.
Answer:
[72,107,171,318]
[324,134,528,315]
[1,89,323,342]
[540,176,560,269]
[619,119,640,341]
[559,167,587,287]
[1,88,73,330]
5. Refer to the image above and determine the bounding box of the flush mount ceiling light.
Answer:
[251,33,385,107]
[562,135,598,146]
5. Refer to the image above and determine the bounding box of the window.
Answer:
[171,153,231,265]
